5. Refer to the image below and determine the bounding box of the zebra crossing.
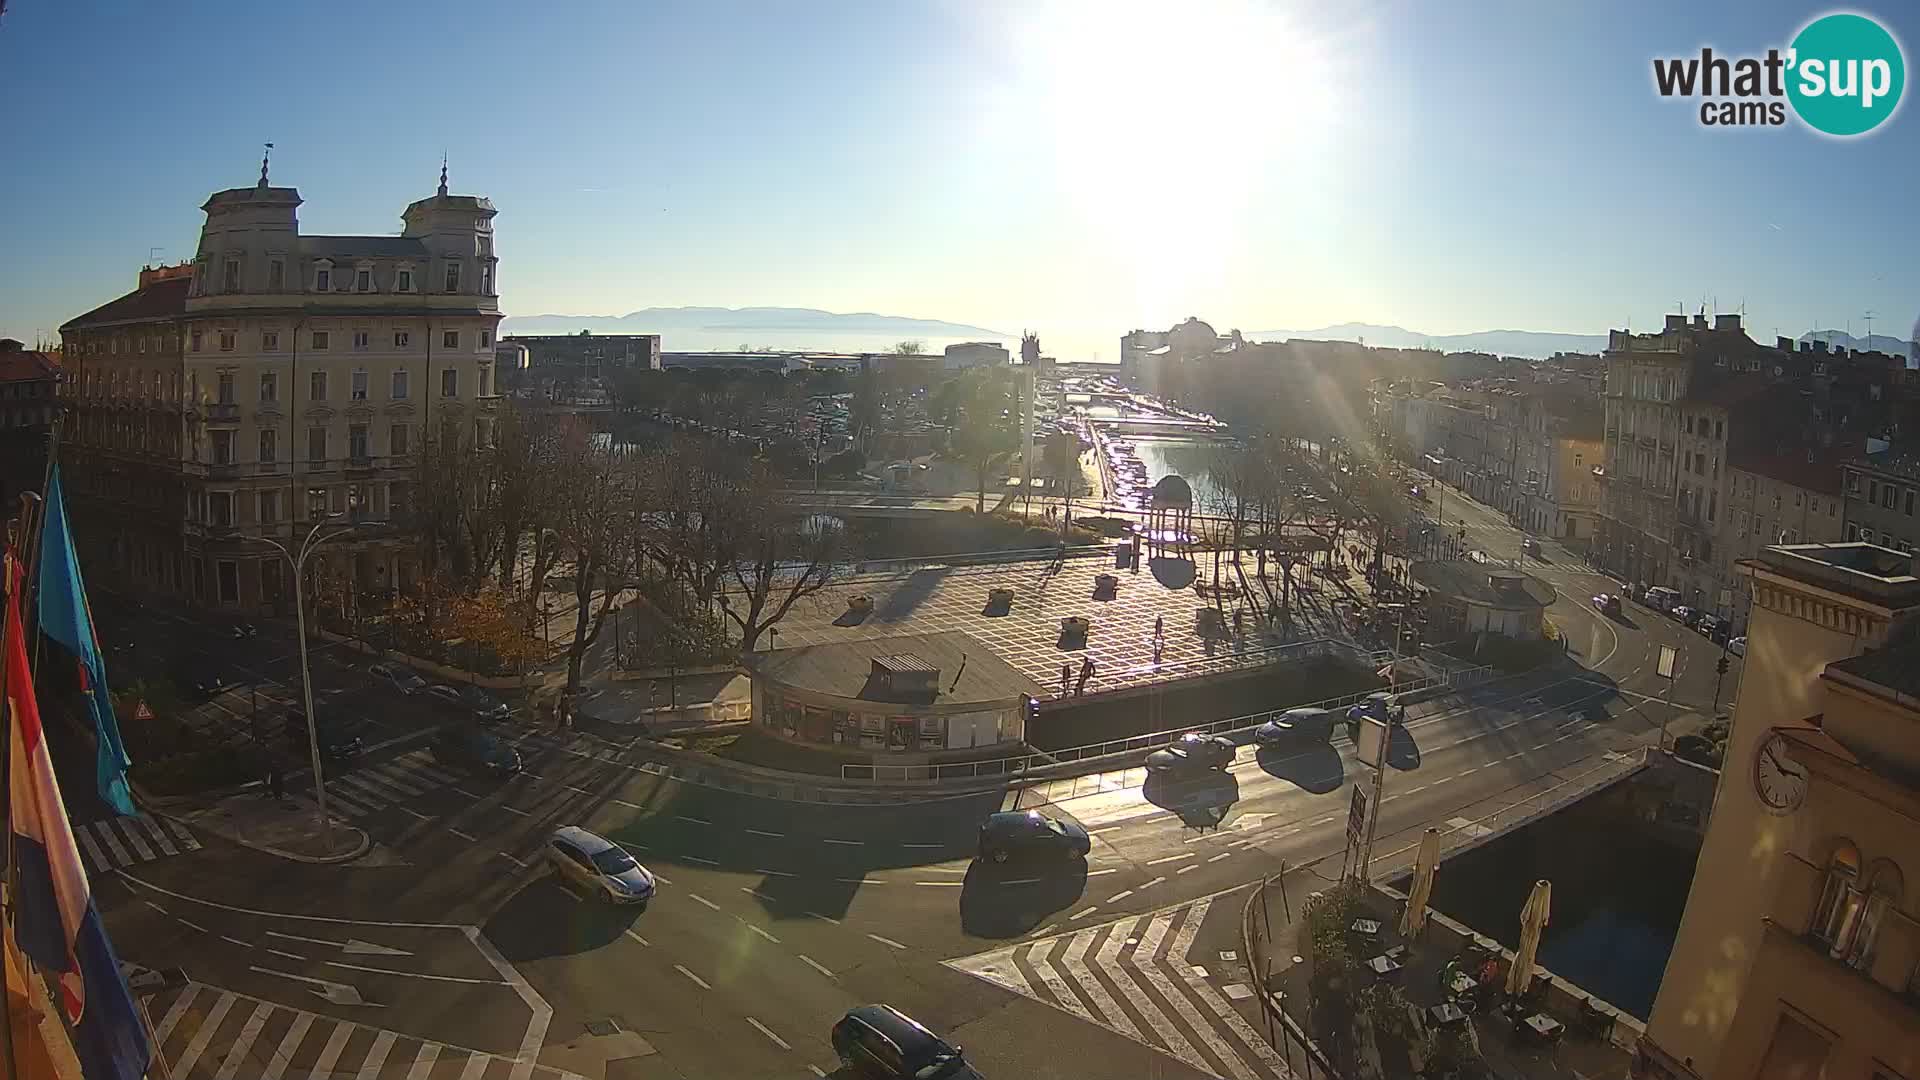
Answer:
[143,981,586,1080]
[72,813,202,874]
[945,898,1293,1080]
[297,746,472,820]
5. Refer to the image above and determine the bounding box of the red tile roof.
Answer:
[59,275,191,331]
[0,350,58,384]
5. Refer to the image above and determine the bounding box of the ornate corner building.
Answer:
[58,163,502,612]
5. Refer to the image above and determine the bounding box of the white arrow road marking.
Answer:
[247,965,381,1007]
[264,930,413,957]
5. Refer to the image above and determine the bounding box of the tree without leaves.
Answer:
[718,467,854,651]
[1042,432,1082,524]
[550,439,636,699]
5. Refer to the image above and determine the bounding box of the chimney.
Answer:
[1777,336,1794,351]
[1664,314,1687,332]
[1692,314,1709,328]
[1812,340,1829,354]
[1715,314,1742,332]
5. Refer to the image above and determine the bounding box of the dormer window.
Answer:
[355,264,374,293]
[396,267,414,293]
[314,261,333,293]
[223,259,241,293]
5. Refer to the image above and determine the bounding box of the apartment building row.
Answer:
[1593,313,1912,633]
[57,164,503,612]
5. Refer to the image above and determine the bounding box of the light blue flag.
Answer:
[36,463,137,816]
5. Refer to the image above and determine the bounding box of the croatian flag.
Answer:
[7,576,151,1080]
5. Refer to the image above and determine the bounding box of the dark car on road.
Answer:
[1144,732,1236,775]
[1253,707,1335,745]
[426,684,512,722]
[285,710,363,765]
[1591,593,1621,616]
[431,727,522,775]
[977,810,1090,864]
[170,660,231,701]
[832,1004,984,1079]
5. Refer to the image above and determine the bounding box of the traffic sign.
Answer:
[1346,787,1369,845]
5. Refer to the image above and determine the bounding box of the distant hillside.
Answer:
[502,306,1008,351]
[1798,329,1919,359]
[1251,322,1608,360]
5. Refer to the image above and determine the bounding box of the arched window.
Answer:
[1812,840,1861,954]
[1844,859,1904,971]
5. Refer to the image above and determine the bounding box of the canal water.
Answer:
[1129,437,1225,508]
[1401,785,1698,1020]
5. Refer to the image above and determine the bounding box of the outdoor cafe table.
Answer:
[1350,918,1382,935]
[1427,1003,1469,1027]
[1523,1013,1565,1042]
[1367,954,1403,976]
[1447,971,1476,997]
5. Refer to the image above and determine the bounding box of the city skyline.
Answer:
[1,0,1915,359]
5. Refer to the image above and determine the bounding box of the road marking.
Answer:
[1147,852,1194,865]
[624,929,650,947]
[821,838,863,846]
[1206,852,1233,863]
[1090,826,1122,835]
[799,954,835,979]
[1002,877,1043,886]
[1085,868,1118,877]
[675,815,712,825]
[901,842,944,849]
[808,1067,827,1078]
[866,933,908,950]
[1531,742,1552,751]
[177,918,208,933]
[497,852,527,867]
[142,900,168,915]
[325,961,508,985]
[753,868,795,877]
[650,872,673,885]
[744,828,784,838]
[1176,865,1199,874]
[689,893,722,911]
[1139,876,1167,889]
[683,854,719,865]
[1069,906,1100,920]
[747,1017,791,1051]
[265,948,305,962]
[1029,923,1057,938]
[356,1029,398,1078]
[674,964,710,990]
[261,1010,312,1080]
[611,798,642,809]
[743,923,781,944]
[835,877,885,885]
[447,827,478,842]
[213,1000,272,1080]
[1107,889,1135,903]
[915,881,964,887]
[404,1043,440,1080]
[807,911,843,926]
[169,991,235,1076]
[499,805,532,817]
[220,935,250,948]
[741,887,777,902]
[566,784,595,795]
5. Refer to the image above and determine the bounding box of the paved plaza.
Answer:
[760,549,1380,700]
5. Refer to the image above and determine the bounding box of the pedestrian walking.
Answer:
[1060,662,1071,696]
[1076,656,1096,694]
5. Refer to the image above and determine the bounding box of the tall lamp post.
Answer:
[244,512,379,854]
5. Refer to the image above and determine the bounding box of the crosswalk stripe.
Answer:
[330,777,391,811]
[457,1053,492,1079]
[75,823,109,872]
[213,1001,274,1080]
[1058,925,1145,1043]
[116,818,157,862]
[306,1021,356,1080]
[365,762,434,797]
[166,817,203,849]
[1134,911,1254,1080]
[1167,900,1289,1074]
[1098,919,1203,1064]
[355,1029,398,1078]
[406,1042,441,1079]
[152,984,201,1043]
[339,771,408,804]
[140,816,180,857]
[262,1011,314,1080]
[170,989,237,1076]
[92,820,132,866]
[1022,937,1098,1024]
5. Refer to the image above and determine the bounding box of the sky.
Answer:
[1,0,1915,360]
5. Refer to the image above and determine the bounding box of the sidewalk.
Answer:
[168,788,370,863]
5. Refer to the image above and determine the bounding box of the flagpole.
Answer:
[1,490,50,1080]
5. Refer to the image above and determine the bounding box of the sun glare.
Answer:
[1013,0,1344,314]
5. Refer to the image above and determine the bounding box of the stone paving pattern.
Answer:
[761,548,1388,701]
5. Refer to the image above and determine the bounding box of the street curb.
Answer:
[156,805,374,865]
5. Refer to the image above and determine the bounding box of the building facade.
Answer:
[1635,543,1920,1080]
[1842,455,1920,555]
[0,339,60,511]
[60,165,502,611]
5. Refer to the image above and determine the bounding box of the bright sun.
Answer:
[1002,1,1347,320]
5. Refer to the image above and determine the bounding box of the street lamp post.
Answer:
[244,513,377,854]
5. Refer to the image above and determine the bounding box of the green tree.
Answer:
[1042,432,1083,526]
[936,369,1018,512]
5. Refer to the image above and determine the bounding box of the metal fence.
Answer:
[839,660,1494,783]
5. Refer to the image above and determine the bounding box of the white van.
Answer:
[1643,586,1680,612]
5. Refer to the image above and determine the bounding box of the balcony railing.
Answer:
[207,403,241,422]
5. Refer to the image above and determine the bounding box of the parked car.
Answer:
[1642,586,1680,612]
[1346,692,1407,726]
[1144,732,1236,775]
[431,727,522,775]
[1728,636,1747,657]
[831,1005,984,1079]
[976,810,1089,864]
[1671,606,1701,628]
[1522,537,1542,559]
[1696,613,1723,638]
[369,662,427,695]
[1591,594,1622,616]
[227,622,258,639]
[1254,707,1335,745]
[545,827,655,906]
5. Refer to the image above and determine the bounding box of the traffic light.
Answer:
[1023,694,1041,729]
[1716,655,1730,676]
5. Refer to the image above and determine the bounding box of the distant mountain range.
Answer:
[1798,330,1919,358]
[1251,323,1608,359]
[502,306,1007,348]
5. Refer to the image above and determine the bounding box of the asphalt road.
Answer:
[86,482,1737,1080]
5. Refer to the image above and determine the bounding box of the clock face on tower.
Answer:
[1753,732,1808,814]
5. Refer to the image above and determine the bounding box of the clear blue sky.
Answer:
[1,0,1914,358]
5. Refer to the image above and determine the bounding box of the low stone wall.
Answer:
[313,628,534,690]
